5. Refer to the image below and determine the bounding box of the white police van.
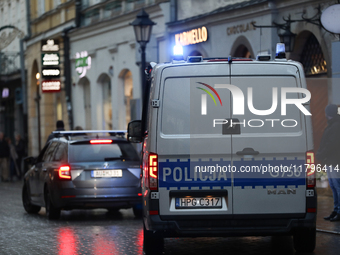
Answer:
[128,45,317,254]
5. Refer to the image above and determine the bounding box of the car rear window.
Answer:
[68,141,140,162]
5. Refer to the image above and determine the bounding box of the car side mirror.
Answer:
[127,120,142,143]
[24,156,36,165]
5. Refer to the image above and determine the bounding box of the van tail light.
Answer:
[306,151,315,188]
[149,153,158,191]
[59,165,71,179]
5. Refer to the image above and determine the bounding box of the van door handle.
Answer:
[236,147,259,156]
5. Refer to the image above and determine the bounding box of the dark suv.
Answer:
[22,131,142,219]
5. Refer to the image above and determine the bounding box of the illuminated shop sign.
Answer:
[42,68,60,78]
[41,39,59,52]
[175,26,208,46]
[41,53,60,66]
[227,22,256,35]
[75,51,91,78]
[41,80,61,93]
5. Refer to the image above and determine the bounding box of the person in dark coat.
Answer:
[0,132,10,182]
[316,104,340,221]
[45,120,65,145]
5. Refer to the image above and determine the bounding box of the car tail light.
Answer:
[90,139,112,144]
[59,165,71,179]
[307,208,316,213]
[149,153,158,191]
[306,151,315,188]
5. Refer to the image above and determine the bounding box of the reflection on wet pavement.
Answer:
[1,182,339,255]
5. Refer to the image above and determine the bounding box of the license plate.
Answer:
[175,197,222,209]
[91,170,122,178]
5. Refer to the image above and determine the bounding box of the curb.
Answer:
[316,228,340,235]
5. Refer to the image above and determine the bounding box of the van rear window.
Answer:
[161,76,303,136]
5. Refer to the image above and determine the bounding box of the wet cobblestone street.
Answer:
[1,181,339,255]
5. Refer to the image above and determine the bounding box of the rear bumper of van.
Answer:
[144,213,316,237]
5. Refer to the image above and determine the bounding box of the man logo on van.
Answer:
[267,189,296,195]
[197,82,311,116]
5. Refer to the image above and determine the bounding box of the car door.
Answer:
[29,144,50,203]
[230,63,308,215]
[157,63,233,216]
[36,141,59,204]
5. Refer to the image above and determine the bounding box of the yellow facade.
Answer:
[26,0,76,155]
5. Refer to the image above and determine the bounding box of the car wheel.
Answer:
[22,182,41,214]
[133,206,143,218]
[143,223,163,255]
[44,188,61,220]
[293,227,316,253]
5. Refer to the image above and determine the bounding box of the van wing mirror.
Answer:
[127,120,143,143]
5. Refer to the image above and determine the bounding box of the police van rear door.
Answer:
[230,62,308,215]
[157,63,234,216]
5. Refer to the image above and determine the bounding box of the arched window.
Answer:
[79,77,91,130]
[233,44,251,58]
[300,34,327,76]
[123,70,133,126]
[98,74,112,130]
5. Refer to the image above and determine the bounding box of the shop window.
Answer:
[102,76,112,130]
[300,34,327,76]
[233,44,251,58]
[188,50,202,57]
[123,71,133,126]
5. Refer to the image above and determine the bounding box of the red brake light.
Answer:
[59,165,71,179]
[149,153,158,191]
[149,210,159,215]
[306,151,315,188]
[90,139,112,144]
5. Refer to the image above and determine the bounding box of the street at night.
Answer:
[1,181,339,255]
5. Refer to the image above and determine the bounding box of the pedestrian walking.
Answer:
[7,138,20,181]
[15,134,25,178]
[316,104,340,222]
[0,132,10,182]
[46,120,65,145]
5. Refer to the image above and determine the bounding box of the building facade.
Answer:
[0,0,28,141]
[69,0,170,131]
[25,0,78,155]
[23,0,339,158]
[168,0,337,156]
